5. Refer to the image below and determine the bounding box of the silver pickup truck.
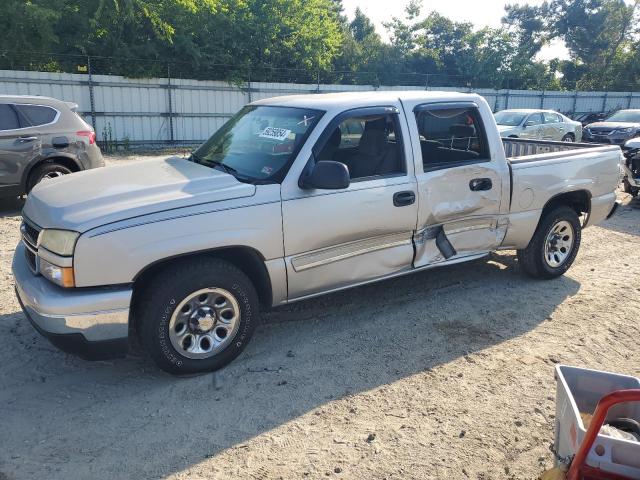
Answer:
[12,91,622,374]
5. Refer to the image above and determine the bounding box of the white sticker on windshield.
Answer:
[259,127,291,142]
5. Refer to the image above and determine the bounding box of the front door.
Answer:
[281,106,418,300]
[402,100,509,268]
[522,112,544,139]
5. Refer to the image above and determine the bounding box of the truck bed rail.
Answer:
[503,138,602,158]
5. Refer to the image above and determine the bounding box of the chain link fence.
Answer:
[1,53,639,148]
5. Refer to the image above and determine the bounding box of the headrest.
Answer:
[358,129,387,156]
[449,124,475,138]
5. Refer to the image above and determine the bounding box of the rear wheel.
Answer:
[27,163,72,193]
[561,133,575,142]
[517,206,582,279]
[136,257,259,375]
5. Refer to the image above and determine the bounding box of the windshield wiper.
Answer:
[207,159,239,176]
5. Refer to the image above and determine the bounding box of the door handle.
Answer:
[17,136,38,142]
[469,178,492,191]
[393,191,416,207]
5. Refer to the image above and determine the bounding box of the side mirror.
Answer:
[300,160,350,190]
[524,121,535,128]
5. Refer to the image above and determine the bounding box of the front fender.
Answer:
[73,197,283,288]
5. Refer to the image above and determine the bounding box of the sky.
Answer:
[341,0,570,61]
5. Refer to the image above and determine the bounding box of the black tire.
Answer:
[561,133,575,142]
[517,205,582,279]
[27,163,73,193]
[136,257,259,375]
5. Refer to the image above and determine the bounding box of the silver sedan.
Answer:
[494,109,583,142]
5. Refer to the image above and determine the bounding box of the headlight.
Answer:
[616,127,634,134]
[38,229,79,256]
[39,257,75,287]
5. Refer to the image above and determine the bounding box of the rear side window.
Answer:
[414,106,489,169]
[544,112,561,123]
[526,113,544,126]
[0,104,20,131]
[15,104,58,127]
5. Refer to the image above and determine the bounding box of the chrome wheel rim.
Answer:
[41,170,67,181]
[168,288,240,359]
[544,220,574,268]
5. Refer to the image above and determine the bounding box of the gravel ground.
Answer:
[0,153,639,480]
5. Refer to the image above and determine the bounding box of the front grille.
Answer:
[590,128,614,135]
[24,246,37,272]
[20,218,41,273]
[21,219,40,249]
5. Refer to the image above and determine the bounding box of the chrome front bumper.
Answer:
[12,243,132,359]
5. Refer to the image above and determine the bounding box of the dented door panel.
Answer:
[412,164,507,267]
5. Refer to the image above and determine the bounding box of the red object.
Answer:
[567,389,640,480]
[76,130,96,144]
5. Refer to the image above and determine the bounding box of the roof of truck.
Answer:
[252,90,482,112]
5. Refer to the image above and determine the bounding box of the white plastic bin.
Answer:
[554,365,640,478]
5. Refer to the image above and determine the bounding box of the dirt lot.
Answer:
[1,153,639,480]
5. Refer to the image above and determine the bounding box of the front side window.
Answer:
[414,106,489,169]
[15,104,58,126]
[0,104,20,131]
[315,113,405,180]
[192,106,323,183]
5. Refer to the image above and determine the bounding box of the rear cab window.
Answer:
[413,105,490,170]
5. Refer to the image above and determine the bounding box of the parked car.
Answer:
[573,112,610,127]
[622,137,640,197]
[12,91,621,374]
[0,95,103,198]
[494,109,583,142]
[583,109,640,145]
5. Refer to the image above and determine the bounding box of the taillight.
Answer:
[77,130,96,144]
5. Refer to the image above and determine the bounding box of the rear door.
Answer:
[543,112,563,140]
[281,105,418,300]
[403,100,510,268]
[0,103,41,191]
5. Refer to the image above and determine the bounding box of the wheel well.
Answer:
[541,190,590,218]
[563,132,575,139]
[132,247,273,309]
[24,156,81,186]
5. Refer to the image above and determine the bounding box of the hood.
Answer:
[23,157,256,232]
[497,125,519,134]
[625,137,640,149]
[586,121,640,130]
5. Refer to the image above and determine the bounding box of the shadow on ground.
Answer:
[599,194,640,237]
[0,253,579,479]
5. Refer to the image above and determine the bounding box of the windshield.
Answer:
[192,105,323,183]
[494,111,526,126]
[604,110,640,123]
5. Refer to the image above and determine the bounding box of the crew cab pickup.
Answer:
[12,91,622,374]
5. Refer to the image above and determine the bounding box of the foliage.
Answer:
[1,0,639,90]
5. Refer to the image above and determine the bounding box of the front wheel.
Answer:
[136,258,259,375]
[561,133,575,142]
[517,206,582,279]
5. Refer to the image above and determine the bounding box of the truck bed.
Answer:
[500,137,623,249]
